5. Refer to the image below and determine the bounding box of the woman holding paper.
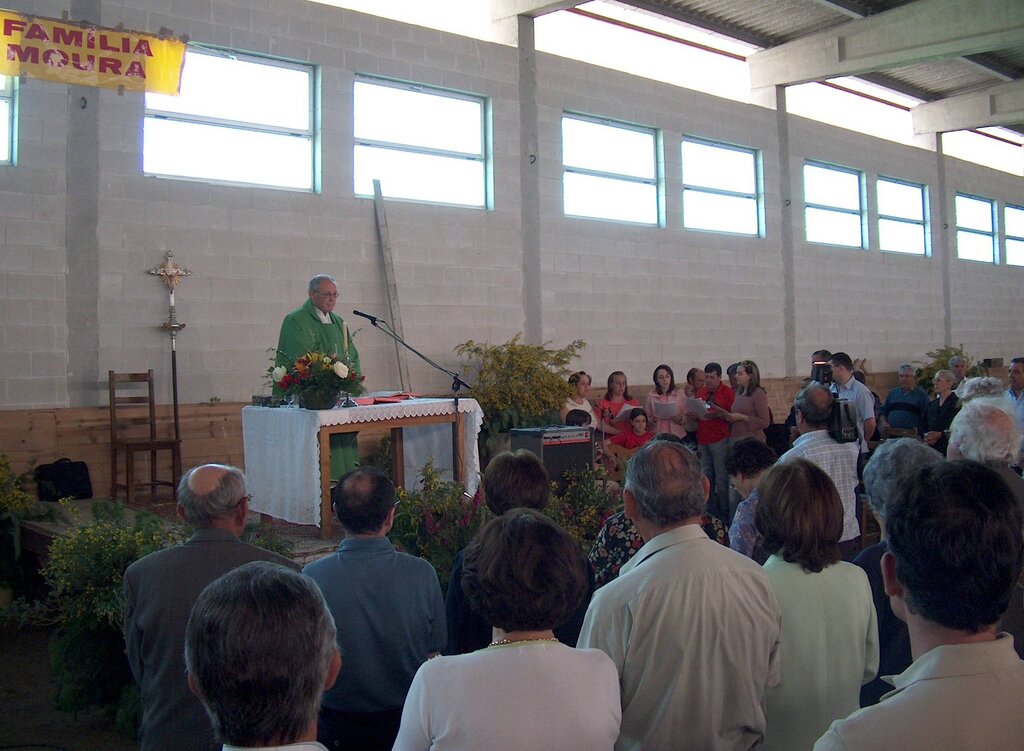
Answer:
[596,371,639,436]
[726,359,771,443]
[645,364,688,439]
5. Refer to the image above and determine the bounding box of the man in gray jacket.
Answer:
[123,464,298,751]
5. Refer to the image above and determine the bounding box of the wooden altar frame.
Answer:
[315,409,465,539]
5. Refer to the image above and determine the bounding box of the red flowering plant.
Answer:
[267,350,365,408]
[390,461,486,594]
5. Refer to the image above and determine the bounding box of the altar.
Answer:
[241,398,483,536]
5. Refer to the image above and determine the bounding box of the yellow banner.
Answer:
[0,10,185,94]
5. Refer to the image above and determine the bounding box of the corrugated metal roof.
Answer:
[615,0,1024,132]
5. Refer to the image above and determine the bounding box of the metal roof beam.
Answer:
[614,0,775,49]
[808,0,874,20]
[912,78,1024,134]
[490,0,581,21]
[748,0,1024,89]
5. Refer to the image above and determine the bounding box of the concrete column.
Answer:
[65,0,102,406]
[516,15,543,344]
[773,86,797,378]
[935,133,952,346]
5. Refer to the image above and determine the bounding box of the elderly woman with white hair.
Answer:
[946,401,1024,658]
[948,400,1023,507]
[919,368,959,455]
[852,438,943,707]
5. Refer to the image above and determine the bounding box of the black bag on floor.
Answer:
[34,458,93,501]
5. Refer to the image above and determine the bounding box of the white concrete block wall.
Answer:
[0,0,1021,409]
[788,116,948,372]
[0,56,70,407]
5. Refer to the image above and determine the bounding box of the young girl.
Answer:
[607,408,654,450]
[596,371,639,436]
[645,364,688,439]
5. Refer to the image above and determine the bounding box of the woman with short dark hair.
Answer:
[393,510,620,751]
[755,459,878,750]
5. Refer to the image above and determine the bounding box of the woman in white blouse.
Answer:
[392,509,621,751]
[755,459,879,751]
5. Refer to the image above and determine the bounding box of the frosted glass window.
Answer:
[877,178,927,255]
[955,194,995,263]
[804,162,864,248]
[354,78,487,208]
[562,114,660,225]
[1006,205,1024,267]
[0,76,13,165]
[682,138,762,236]
[144,49,314,191]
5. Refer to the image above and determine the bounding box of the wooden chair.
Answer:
[108,370,182,506]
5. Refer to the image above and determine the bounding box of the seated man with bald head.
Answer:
[123,464,299,751]
[578,440,782,751]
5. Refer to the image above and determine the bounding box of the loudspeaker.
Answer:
[510,426,594,490]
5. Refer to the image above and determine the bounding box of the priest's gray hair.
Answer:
[949,401,1021,467]
[177,465,247,528]
[625,440,706,527]
[863,438,942,521]
[185,562,337,747]
[308,274,336,292]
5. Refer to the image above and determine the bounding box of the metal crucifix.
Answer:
[148,250,191,441]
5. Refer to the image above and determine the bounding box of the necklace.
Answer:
[488,636,559,647]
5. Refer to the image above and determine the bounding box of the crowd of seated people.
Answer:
[127,355,1024,751]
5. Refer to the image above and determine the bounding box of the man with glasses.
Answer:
[123,464,299,751]
[276,273,362,477]
[304,467,446,751]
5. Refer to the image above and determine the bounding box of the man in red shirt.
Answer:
[697,362,735,521]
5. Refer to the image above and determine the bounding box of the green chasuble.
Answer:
[275,299,361,481]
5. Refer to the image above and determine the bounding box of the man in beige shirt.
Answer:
[578,440,782,751]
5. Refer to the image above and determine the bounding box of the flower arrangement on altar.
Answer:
[269,350,365,409]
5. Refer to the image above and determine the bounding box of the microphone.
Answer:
[352,309,379,325]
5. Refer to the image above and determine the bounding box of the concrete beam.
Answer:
[490,0,580,22]
[748,0,1024,89]
[913,78,1024,134]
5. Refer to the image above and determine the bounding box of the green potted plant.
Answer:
[915,344,987,394]
[454,334,585,461]
[0,454,34,607]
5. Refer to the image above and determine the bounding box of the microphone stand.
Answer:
[355,312,473,485]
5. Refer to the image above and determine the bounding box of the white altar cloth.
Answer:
[241,398,483,526]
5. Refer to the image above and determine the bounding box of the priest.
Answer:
[276,274,361,479]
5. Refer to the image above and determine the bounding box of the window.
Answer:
[1006,205,1024,267]
[681,138,762,236]
[954,194,996,263]
[0,75,14,166]
[144,49,315,191]
[877,177,927,255]
[562,114,660,225]
[353,78,488,208]
[803,162,864,248]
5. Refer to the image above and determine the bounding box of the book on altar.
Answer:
[685,398,708,418]
[651,400,680,420]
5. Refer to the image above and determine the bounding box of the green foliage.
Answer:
[240,521,294,558]
[50,618,135,719]
[546,469,619,552]
[366,435,394,476]
[390,462,486,594]
[43,501,183,629]
[915,344,987,394]
[0,454,34,516]
[454,334,585,438]
[390,460,617,595]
